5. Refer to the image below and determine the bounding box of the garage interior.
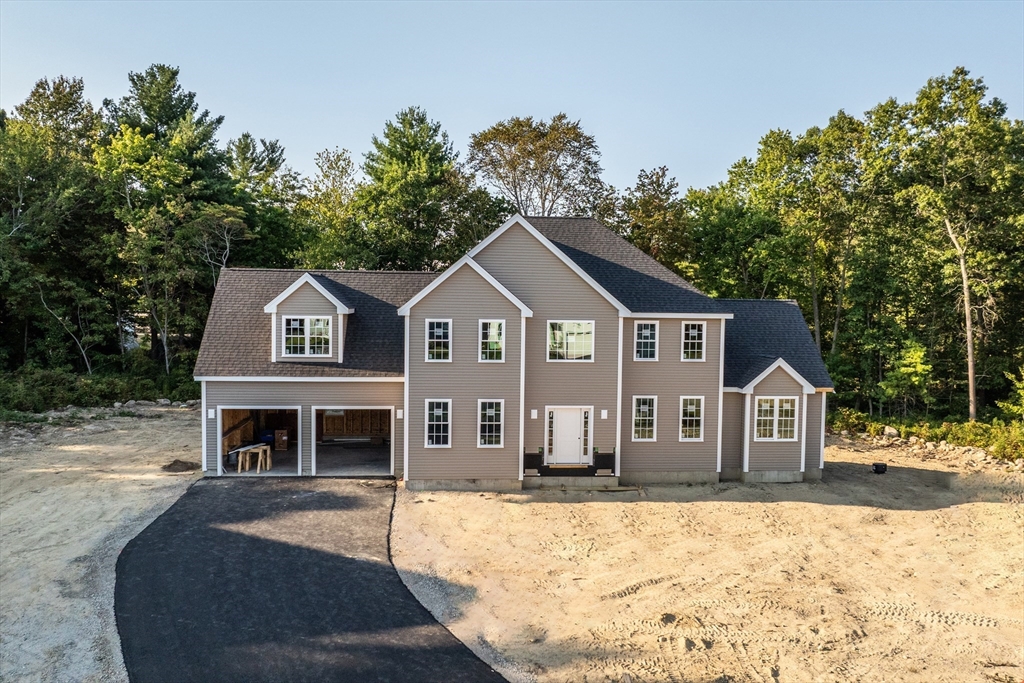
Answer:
[314,408,391,476]
[221,409,298,476]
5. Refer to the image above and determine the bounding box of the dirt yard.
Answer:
[392,439,1024,683]
[0,407,201,682]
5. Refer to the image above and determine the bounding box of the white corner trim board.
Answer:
[263,272,354,314]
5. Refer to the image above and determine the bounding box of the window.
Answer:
[426,320,451,362]
[479,320,504,362]
[548,321,594,361]
[282,316,332,357]
[633,396,657,441]
[425,400,451,447]
[478,400,504,447]
[679,396,704,441]
[682,322,705,361]
[634,321,658,361]
[754,397,798,441]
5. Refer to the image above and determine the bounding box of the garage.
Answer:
[313,407,393,476]
[218,407,300,476]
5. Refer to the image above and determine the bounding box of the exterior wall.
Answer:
[473,222,619,458]
[619,317,721,473]
[406,265,523,480]
[720,391,744,478]
[804,391,826,478]
[203,380,403,476]
[746,367,805,472]
[275,282,342,363]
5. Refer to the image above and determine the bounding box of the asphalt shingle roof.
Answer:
[194,269,438,378]
[525,216,721,314]
[719,299,834,389]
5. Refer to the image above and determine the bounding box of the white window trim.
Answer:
[425,319,452,363]
[631,395,658,442]
[546,320,596,363]
[633,320,659,362]
[678,395,705,442]
[477,399,505,448]
[753,395,800,442]
[478,319,506,363]
[424,398,452,448]
[281,316,333,358]
[680,321,706,362]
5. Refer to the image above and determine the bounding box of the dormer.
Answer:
[263,273,354,363]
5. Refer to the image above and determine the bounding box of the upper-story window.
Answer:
[755,397,798,441]
[548,321,594,361]
[681,322,705,361]
[283,316,332,357]
[634,321,658,361]
[479,320,504,362]
[426,320,451,362]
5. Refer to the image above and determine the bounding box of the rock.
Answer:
[126,400,136,407]
[939,440,948,447]
[883,425,899,438]
[840,430,850,436]
[925,442,937,451]
[157,398,171,406]
[136,400,155,406]
[113,402,123,409]
[171,401,181,407]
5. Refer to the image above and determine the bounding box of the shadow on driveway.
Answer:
[115,478,503,683]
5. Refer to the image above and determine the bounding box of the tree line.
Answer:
[1,64,1021,420]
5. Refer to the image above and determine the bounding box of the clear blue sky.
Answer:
[2,1,1022,191]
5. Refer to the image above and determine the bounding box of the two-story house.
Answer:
[194,215,833,489]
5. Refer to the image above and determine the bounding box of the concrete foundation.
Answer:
[523,476,620,490]
[405,478,523,492]
[719,467,742,482]
[619,471,719,485]
[741,470,804,483]
[803,467,823,481]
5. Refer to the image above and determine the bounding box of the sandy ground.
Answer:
[392,439,1024,683]
[0,407,200,683]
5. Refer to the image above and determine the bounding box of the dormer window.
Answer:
[283,316,332,357]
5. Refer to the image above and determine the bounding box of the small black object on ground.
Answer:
[872,462,887,474]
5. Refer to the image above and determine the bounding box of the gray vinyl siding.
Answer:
[275,282,342,364]
[474,221,619,458]
[620,318,722,472]
[406,265,523,480]
[721,392,744,471]
[203,380,404,476]
[805,391,826,470]
[747,367,804,471]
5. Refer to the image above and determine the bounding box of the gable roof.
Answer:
[396,255,532,317]
[195,269,438,378]
[719,299,833,390]
[523,216,722,315]
[263,272,355,314]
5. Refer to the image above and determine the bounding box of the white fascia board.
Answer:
[723,387,743,393]
[396,255,533,317]
[263,272,354,314]
[740,358,816,395]
[631,312,734,319]
[467,214,631,317]
[194,376,404,382]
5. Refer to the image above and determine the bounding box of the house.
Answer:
[194,215,833,489]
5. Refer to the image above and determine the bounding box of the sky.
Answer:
[2,1,1022,192]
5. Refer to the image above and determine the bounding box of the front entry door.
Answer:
[549,408,590,465]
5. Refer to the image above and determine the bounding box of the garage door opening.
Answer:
[219,408,300,476]
[313,408,392,477]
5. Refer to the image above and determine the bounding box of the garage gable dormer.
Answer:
[263,273,354,363]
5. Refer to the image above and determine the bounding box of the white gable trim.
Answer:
[263,273,354,314]
[396,255,533,317]
[467,214,632,316]
[741,358,816,395]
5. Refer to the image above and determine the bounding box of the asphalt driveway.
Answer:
[114,478,503,683]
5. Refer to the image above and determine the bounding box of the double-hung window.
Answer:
[681,322,705,361]
[282,316,332,357]
[634,321,658,361]
[754,397,798,441]
[426,320,451,361]
[632,396,657,441]
[478,400,504,447]
[479,320,504,362]
[548,321,594,361]
[679,396,704,441]
[425,399,451,447]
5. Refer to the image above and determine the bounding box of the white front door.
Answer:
[549,408,590,465]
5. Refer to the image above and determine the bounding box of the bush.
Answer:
[0,367,198,413]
